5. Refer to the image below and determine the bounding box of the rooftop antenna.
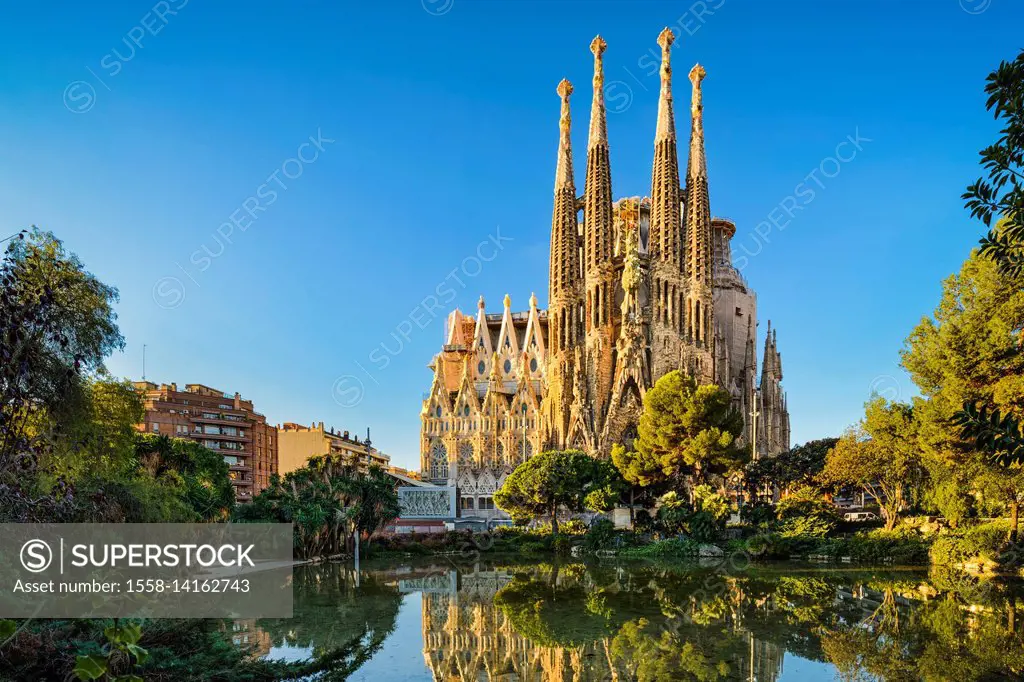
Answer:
[142,344,147,381]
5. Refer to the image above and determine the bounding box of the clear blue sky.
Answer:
[1,0,1019,470]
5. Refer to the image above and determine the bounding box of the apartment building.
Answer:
[134,382,278,500]
[277,422,390,475]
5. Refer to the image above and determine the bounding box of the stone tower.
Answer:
[582,35,616,444]
[543,79,583,449]
[648,28,685,380]
[683,63,715,383]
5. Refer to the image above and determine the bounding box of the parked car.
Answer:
[843,511,878,522]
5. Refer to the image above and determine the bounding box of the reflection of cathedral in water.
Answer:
[414,569,785,682]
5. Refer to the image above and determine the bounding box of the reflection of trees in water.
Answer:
[261,561,1024,681]
[255,563,402,680]
[416,561,1024,682]
[820,575,1024,682]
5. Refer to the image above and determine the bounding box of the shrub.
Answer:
[777,514,834,539]
[774,487,840,538]
[744,533,794,560]
[520,541,547,554]
[583,518,616,552]
[814,527,930,565]
[686,511,722,543]
[561,519,588,535]
[692,484,731,522]
[931,520,1014,567]
[740,502,776,528]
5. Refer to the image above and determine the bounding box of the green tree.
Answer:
[963,48,1024,277]
[237,457,399,558]
[0,229,123,521]
[901,247,1024,539]
[744,437,838,499]
[134,434,236,521]
[774,486,841,538]
[39,376,144,481]
[613,371,745,499]
[494,450,621,533]
[819,398,923,530]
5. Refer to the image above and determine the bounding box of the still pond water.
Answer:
[244,558,1024,681]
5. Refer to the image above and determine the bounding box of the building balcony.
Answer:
[189,430,249,441]
[190,414,251,427]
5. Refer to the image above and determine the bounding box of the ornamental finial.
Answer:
[590,35,607,58]
[657,27,675,52]
[503,293,511,309]
[557,78,573,100]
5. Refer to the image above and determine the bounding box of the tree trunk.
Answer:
[629,489,635,528]
[884,506,897,531]
[550,500,559,535]
[1009,500,1019,545]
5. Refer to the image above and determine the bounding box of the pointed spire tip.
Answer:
[689,63,706,83]
[557,79,573,98]
[590,35,607,56]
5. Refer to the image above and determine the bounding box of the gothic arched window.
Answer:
[429,441,448,479]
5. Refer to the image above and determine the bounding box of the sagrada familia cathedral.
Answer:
[420,29,790,510]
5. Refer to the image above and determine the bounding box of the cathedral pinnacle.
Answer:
[650,28,681,269]
[688,64,707,179]
[554,79,575,192]
[529,292,538,309]
[588,36,608,148]
[655,28,676,142]
[503,293,511,310]
[684,61,712,289]
[478,295,485,310]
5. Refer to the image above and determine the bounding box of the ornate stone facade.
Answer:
[420,30,790,512]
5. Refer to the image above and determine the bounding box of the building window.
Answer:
[462,497,474,510]
[151,423,159,432]
[477,360,486,375]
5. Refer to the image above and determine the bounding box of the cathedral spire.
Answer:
[554,79,574,192]
[687,64,707,179]
[649,28,682,268]
[549,79,580,314]
[588,36,608,148]
[584,36,614,278]
[685,63,712,290]
[761,320,776,380]
[654,28,677,144]
[545,79,583,451]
